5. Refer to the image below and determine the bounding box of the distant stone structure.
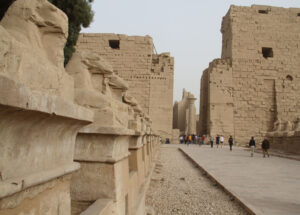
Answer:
[173,89,197,135]
[0,0,161,214]
[199,5,300,151]
[76,33,174,139]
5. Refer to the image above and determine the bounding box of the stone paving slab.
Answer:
[176,144,300,215]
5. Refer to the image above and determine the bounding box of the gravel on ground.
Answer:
[145,146,250,215]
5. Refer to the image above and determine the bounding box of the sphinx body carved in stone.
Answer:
[284,121,293,132]
[66,49,157,215]
[294,117,300,131]
[0,0,93,214]
[66,51,113,109]
[273,119,282,132]
[66,50,130,128]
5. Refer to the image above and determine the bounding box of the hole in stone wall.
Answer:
[152,58,159,64]
[286,75,293,81]
[109,40,120,49]
[258,10,268,14]
[298,13,300,16]
[262,47,273,58]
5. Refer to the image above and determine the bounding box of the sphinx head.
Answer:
[66,51,114,92]
[1,0,68,67]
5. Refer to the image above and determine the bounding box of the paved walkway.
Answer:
[177,144,300,215]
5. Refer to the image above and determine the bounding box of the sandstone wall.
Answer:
[199,5,300,146]
[149,53,174,138]
[199,59,234,139]
[76,34,174,138]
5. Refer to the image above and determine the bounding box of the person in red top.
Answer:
[201,135,205,145]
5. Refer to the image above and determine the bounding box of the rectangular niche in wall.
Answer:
[109,40,120,49]
[258,10,269,14]
[262,47,273,58]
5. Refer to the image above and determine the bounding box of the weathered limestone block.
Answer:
[0,175,72,215]
[80,199,115,215]
[0,0,93,214]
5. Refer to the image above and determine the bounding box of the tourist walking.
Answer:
[228,135,233,151]
[216,135,220,148]
[249,136,256,157]
[201,135,205,145]
[179,136,184,144]
[194,135,198,144]
[192,134,195,144]
[220,135,224,148]
[210,135,214,148]
[262,139,270,158]
[187,135,192,146]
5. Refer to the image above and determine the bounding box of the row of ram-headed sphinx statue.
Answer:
[0,0,161,214]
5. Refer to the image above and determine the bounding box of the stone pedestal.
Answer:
[0,76,93,215]
[71,127,134,215]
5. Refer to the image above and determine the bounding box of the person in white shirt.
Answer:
[220,135,224,148]
[179,136,184,144]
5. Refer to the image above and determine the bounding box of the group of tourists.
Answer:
[208,135,231,149]
[179,134,271,158]
[179,134,198,146]
[248,136,270,158]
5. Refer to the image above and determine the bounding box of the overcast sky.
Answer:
[82,0,300,113]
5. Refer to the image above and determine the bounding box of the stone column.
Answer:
[187,96,197,135]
